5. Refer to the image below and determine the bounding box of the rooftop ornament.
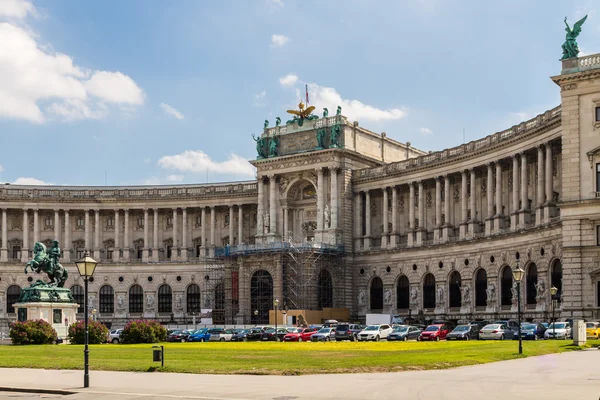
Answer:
[561,15,587,60]
[286,101,318,126]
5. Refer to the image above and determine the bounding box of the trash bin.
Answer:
[152,345,164,367]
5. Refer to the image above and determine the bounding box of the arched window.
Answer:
[449,271,462,308]
[6,285,21,314]
[186,284,201,313]
[396,275,410,309]
[500,266,513,306]
[158,284,172,313]
[370,277,383,310]
[475,269,488,307]
[99,285,114,314]
[129,285,143,313]
[526,263,538,305]
[551,260,563,303]
[71,285,84,313]
[213,282,225,324]
[251,270,273,324]
[318,269,333,309]
[423,273,436,309]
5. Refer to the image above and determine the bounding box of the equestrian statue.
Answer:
[24,240,69,288]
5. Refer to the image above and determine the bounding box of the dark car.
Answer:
[515,323,546,340]
[446,325,479,340]
[493,320,519,339]
[261,327,290,342]
[334,324,363,341]
[166,329,191,342]
[230,329,250,342]
[387,325,422,341]
[246,326,272,341]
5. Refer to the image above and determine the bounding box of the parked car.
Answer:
[479,324,511,340]
[261,327,290,341]
[246,326,273,341]
[209,328,235,342]
[321,320,339,328]
[187,328,211,342]
[357,324,393,341]
[108,329,123,344]
[166,329,191,342]
[540,322,550,329]
[544,322,572,340]
[493,320,519,338]
[418,324,451,341]
[387,325,422,341]
[283,327,317,342]
[585,322,600,339]
[230,329,250,342]
[515,323,546,340]
[310,327,337,342]
[334,324,363,341]
[446,325,479,341]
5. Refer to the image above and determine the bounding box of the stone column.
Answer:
[54,209,60,244]
[316,168,324,232]
[172,208,178,260]
[434,177,441,242]
[228,205,234,246]
[201,207,207,255]
[181,208,188,260]
[330,167,339,230]
[485,163,494,235]
[381,187,389,249]
[511,156,519,231]
[114,209,120,261]
[63,210,70,262]
[210,206,216,256]
[123,209,130,261]
[269,175,277,237]
[257,176,264,237]
[354,192,362,251]
[390,186,398,247]
[364,190,371,250]
[468,169,479,235]
[93,209,101,260]
[519,152,530,225]
[33,209,39,244]
[282,206,288,240]
[152,209,159,262]
[142,209,149,262]
[21,209,29,262]
[442,175,451,241]
[408,183,415,247]
[416,181,424,245]
[84,209,90,252]
[238,205,243,245]
[459,170,468,239]
[536,145,545,225]
[544,143,556,222]
[1,208,7,262]
[494,161,504,231]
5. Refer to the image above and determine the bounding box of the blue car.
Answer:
[514,323,546,340]
[187,328,210,342]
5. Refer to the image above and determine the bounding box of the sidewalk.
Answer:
[0,350,598,400]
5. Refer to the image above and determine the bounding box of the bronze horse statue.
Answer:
[24,242,68,288]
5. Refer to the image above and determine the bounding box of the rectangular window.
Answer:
[106,217,114,227]
[166,245,172,259]
[11,246,21,260]
[76,248,84,259]
[597,226,600,246]
[136,246,143,259]
[106,248,113,260]
[76,218,84,227]
[596,164,600,192]
[596,106,600,122]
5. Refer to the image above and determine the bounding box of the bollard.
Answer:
[152,345,164,367]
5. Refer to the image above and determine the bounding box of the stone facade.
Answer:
[2,54,600,328]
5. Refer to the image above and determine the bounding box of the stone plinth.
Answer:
[13,301,78,339]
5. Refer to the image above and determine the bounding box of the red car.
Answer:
[418,324,450,341]
[283,327,317,342]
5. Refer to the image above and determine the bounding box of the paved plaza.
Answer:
[0,350,597,400]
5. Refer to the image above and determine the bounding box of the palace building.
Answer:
[2,53,600,329]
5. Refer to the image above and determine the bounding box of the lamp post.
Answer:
[550,286,558,338]
[91,308,97,322]
[254,309,258,324]
[75,252,98,388]
[512,263,524,355]
[273,299,279,339]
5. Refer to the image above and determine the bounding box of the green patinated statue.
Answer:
[24,241,69,288]
[323,108,329,118]
[268,134,279,157]
[336,106,342,116]
[275,117,281,127]
[562,15,587,60]
[316,128,326,149]
[330,123,341,148]
[264,119,269,129]
[252,134,267,159]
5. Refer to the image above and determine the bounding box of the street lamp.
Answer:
[550,286,558,338]
[254,309,258,324]
[512,263,524,355]
[91,309,97,322]
[75,252,98,388]
[273,299,280,339]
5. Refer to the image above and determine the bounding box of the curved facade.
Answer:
[2,54,600,328]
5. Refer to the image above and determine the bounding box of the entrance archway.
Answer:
[285,179,317,241]
[550,260,562,303]
[396,275,410,309]
[475,269,487,307]
[526,263,538,305]
[500,266,512,306]
[423,273,436,309]
[250,270,273,324]
[449,271,461,308]
[370,277,383,310]
[317,269,333,309]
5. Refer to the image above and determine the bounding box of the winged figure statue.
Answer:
[286,101,316,119]
[561,15,587,60]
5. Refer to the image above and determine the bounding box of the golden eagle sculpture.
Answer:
[286,101,316,119]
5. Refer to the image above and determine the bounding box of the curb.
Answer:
[0,387,76,396]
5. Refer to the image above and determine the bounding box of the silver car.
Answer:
[544,322,572,340]
[108,329,123,344]
[310,327,336,342]
[479,324,511,340]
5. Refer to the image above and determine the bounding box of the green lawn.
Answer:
[0,340,581,375]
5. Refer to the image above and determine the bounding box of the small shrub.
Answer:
[67,320,109,344]
[9,319,57,345]
[121,320,167,344]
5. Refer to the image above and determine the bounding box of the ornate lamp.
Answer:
[512,263,524,355]
[273,299,280,337]
[550,286,558,337]
[511,265,524,282]
[75,252,97,388]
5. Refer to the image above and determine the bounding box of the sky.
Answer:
[0,0,598,186]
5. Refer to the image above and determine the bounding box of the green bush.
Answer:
[67,320,109,344]
[121,320,167,344]
[9,319,57,345]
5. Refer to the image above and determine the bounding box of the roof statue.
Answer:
[286,101,319,126]
[561,15,587,60]
[263,119,269,129]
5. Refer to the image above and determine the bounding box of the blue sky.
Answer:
[0,0,598,186]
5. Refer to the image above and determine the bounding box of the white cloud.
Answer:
[0,19,144,123]
[279,74,298,87]
[12,177,52,185]
[159,102,184,120]
[420,127,432,135]
[158,150,255,178]
[253,90,267,107]
[166,174,184,182]
[0,0,35,19]
[271,34,289,47]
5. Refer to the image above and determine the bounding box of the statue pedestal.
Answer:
[13,301,78,339]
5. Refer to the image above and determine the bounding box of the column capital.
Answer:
[382,186,389,192]
[486,162,493,168]
[330,165,340,173]
[267,173,276,180]
[64,209,70,214]
[468,167,476,173]
[537,143,545,151]
[123,208,129,212]
[53,208,60,213]
[461,169,468,175]
[435,175,443,181]
[22,208,29,212]
[32,208,39,212]
[172,207,178,211]
[316,167,324,173]
[181,207,187,211]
